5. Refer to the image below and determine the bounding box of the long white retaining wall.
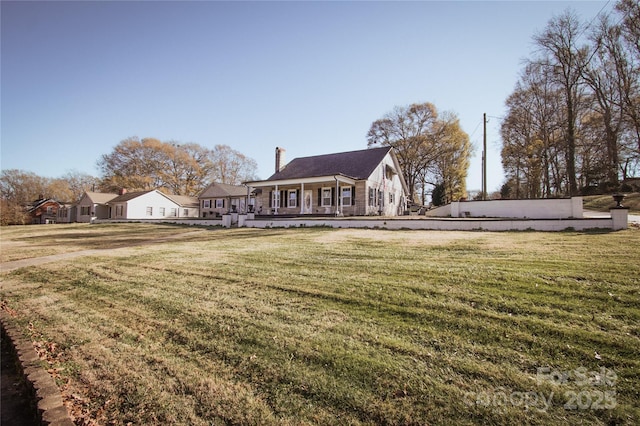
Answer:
[426,197,584,219]
[244,214,625,232]
[93,207,629,231]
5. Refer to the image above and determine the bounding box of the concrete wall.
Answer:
[424,204,451,217]
[244,216,616,232]
[94,207,628,231]
[429,197,583,219]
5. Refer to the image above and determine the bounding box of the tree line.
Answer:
[97,137,257,195]
[501,0,640,198]
[1,139,258,225]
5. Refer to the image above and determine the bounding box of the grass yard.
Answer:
[0,222,202,263]
[583,192,640,213]
[1,223,639,425]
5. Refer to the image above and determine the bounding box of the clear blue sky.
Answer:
[1,0,611,193]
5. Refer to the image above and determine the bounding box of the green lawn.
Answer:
[1,224,639,425]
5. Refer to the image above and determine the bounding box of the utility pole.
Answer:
[482,113,487,200]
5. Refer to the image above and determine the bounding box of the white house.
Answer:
[76,192,119,223]
[107,189,199,220]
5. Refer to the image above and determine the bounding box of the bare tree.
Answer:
[533,10,589,195]
[501,60,571,198]
[580,15,628,186]
[367,102,471,204]
[59,170,100,201]
[614,0,640,153]
[208,144,258,185]
[616,0,640,59]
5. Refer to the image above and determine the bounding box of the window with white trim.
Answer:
[321,187,332,207]
[203,200,211,208]
[341,186,352,206]
[159,207,166,216]
[368,187,376,207]
[216,199,224,209]
[170,208,177,217]
[146,207,153,216]
[288,190,297,208]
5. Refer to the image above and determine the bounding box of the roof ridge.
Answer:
[261,146,394,182]
[288,146,390,161]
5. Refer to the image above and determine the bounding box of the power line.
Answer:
[468,120,483,139]
[578,0,633,72]
[579,0,612,39]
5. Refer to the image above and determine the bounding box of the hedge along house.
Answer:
[199,182,253,217]
[245,147,409,216]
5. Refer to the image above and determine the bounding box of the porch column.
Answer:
[335,178,340,216]
[246,186,251,214]
[300,182,305,214]
[274,184,278,215]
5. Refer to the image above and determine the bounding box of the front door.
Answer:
[303,190,312,214]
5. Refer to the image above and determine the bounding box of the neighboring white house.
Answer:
[76,191,119,223]
[107,189,199,220]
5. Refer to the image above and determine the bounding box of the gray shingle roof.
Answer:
[107,190,155,204]
[198,182,247,198]
[163,194,199,207]
[265,146,392,181]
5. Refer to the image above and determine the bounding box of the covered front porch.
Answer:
[246,175,362,217]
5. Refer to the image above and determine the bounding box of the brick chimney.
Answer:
[275,147,286,173]
[119,188,127,195]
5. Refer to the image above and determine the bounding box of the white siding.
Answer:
[76,194,94,223]
[365,152,406,216]
[112,191,199,219]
